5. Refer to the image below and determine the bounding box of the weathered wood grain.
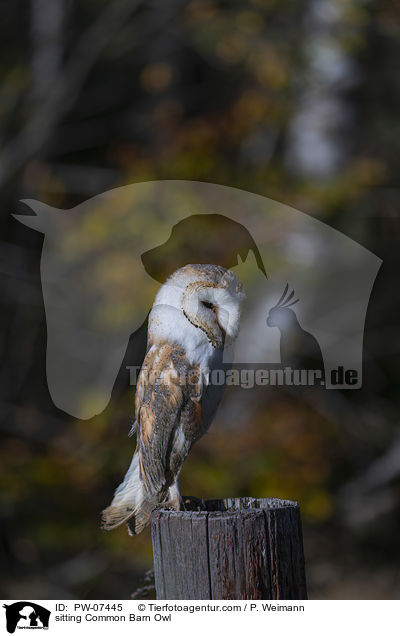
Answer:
[150,497,307,600]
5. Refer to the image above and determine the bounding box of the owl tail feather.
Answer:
[101,452,158,534]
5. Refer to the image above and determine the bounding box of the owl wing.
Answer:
[135,342,204,498]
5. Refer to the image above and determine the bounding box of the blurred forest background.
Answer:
[1,0,400,600]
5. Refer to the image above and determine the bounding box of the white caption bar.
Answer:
[1,599,399,635]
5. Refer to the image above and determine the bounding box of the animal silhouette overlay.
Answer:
[142,213,266,282]
[111,213,266,402]
[3,602,50,634]
[267,284,325,378]
[13,180,382,416]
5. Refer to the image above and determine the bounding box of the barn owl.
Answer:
[102,264,245,533]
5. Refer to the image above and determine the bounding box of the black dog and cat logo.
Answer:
[3,602,50,633]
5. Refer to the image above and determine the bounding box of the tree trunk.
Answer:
[150,497,307,600]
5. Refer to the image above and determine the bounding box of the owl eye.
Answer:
[202,301,214,309]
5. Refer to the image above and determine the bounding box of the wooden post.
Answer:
[150,497,307,600]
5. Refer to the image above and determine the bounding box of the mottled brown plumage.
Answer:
[102,264,244,533]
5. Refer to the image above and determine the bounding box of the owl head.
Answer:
[149,264,245,350]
